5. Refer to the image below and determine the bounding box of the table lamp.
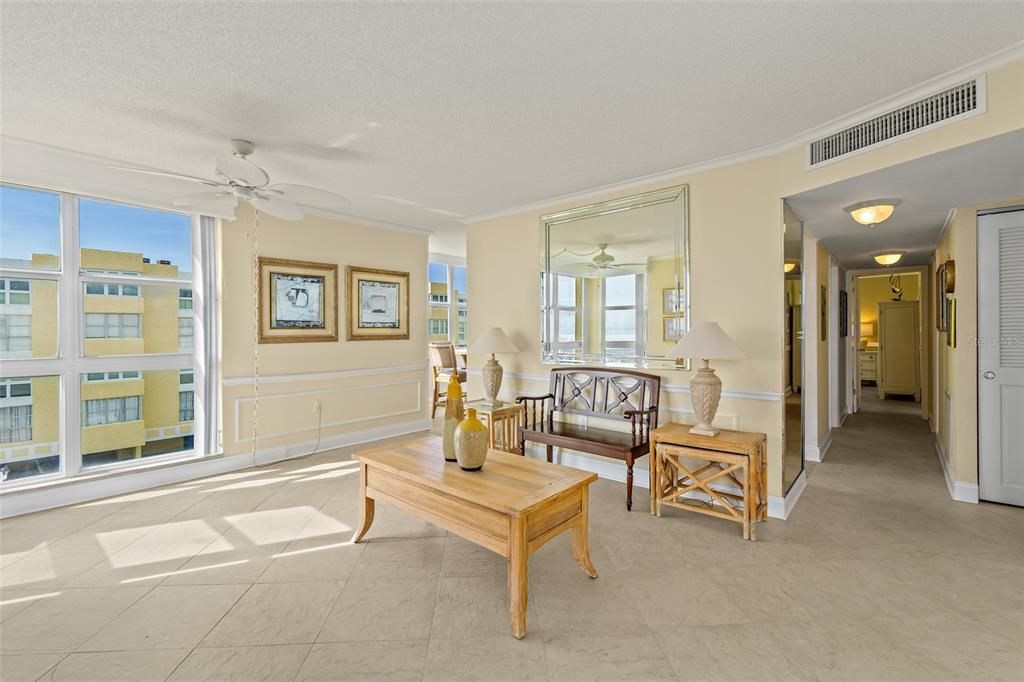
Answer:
[469,327,519,406]
[668,321,745,437]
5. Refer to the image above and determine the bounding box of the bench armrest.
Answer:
[623,406,659,445]
[516,394,555,430]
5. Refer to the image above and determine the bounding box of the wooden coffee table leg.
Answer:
[509,517,529,639]
[571,492,598,579]
[353,463,375,543]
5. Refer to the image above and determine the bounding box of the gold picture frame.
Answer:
[662,287,683,314]
[346,266,410,341]
[663,315,685,342]
[257,258,338,344]
[947,297,956,348]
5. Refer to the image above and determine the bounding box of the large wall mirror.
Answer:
[540,185,689,370]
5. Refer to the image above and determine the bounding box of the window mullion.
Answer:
[62,193,83,477]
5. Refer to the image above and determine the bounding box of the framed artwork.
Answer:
[820,285,828,341]
[662,287,683,314]
[257,257,338,343]
[663,315,685,342]
[947,297,957,348]
[346,266,410,341]
[838,290,848,338]
[936,263,948,332]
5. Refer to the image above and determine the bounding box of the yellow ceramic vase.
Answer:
[454,408,488,471]
[442,378,465,462]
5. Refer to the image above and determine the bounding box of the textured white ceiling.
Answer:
[1,2,1022,255]
[785,130,1024,270]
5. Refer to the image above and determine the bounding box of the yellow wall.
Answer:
[143,370,181,430]
[858,273,920,341]
[220,204,429,457]
[467,58,1024,500]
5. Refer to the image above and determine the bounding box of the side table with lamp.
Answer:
[467,327,525,452]
[650,321,767,539]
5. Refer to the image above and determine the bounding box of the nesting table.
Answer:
[649,423,767,540]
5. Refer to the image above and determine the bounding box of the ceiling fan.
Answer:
[557,244,647,277]
[110,139,349,221]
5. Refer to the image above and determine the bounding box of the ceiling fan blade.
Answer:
[215,154,270,187]
[267,183,350,208]
[109,166,222,186]
[249,195,304,221]
[173,190,235,207]
[557,263,600,276]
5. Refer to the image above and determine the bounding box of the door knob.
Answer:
[983,371,996,380]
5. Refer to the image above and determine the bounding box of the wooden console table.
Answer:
[354,435,598,639]
[649,423,767,540]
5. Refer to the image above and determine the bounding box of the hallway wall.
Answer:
[934,196,1024,500]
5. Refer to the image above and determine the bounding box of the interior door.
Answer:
[979,208,1024,506]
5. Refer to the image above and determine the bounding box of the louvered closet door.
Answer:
[979,208,1024,506]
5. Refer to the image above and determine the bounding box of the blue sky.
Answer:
[1,185,192,271]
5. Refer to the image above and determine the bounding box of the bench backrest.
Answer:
[547,367,661,421]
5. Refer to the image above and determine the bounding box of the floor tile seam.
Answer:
[26,650,71,682]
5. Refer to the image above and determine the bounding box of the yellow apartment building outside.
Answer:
[428,280,467,345]
[0,248,194,479]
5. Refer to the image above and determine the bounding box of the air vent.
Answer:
[808,79,981,167]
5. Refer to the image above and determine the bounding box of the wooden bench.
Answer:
[516,367,661,510]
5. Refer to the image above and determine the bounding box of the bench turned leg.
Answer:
[545,445,553,463]
[625,456,634,511]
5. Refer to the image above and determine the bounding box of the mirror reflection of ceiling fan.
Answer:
[557,244,647,277]
[110,139,349,221]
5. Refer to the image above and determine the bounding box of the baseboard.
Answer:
[0,418,431,519]
[768,469,807,520]
[805,431,832,463]
[838,410,849,428]
[934,438,979,504]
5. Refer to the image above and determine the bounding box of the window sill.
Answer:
[0,450,224,496]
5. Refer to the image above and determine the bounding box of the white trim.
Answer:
[233,379,423,443]
[805,431,832,463]
[828,258,841,428]
[0,418,430,518]
[466,369,783,402]
[463,44,1024,225]
[934,438,979,504]
[428,252,467,267]
[767,469,807,520]
[223,363,428,387]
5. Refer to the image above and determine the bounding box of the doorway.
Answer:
[851,271,924,417]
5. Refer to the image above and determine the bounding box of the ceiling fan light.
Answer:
[844,199,901,226]
[873,252,904,266]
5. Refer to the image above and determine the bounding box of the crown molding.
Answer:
[463,43,1024,225]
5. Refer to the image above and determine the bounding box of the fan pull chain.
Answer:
[251,208,261,466]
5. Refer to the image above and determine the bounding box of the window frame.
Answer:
[427,260,468,348]
[0,182,214,487]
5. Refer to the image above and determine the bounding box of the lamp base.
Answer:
[481,355,503,405]
[689,361,722,438]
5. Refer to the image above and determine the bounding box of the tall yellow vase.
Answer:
[442,378,465,462]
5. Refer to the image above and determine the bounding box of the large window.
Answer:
[0,183,212,485]
[603,274,643,358]
[553,275,582,352]
[427,261,468,347]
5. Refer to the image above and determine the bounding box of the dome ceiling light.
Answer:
[844,199,902,227]
[784,261,797,273]
[873,252,904,266]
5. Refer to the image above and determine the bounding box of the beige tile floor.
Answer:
[1,405,1021,681]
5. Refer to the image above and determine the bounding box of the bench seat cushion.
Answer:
[520,421,649,459]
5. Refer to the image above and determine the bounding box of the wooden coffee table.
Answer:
[353,435,598,639]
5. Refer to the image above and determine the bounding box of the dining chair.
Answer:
[429,342,467,418]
